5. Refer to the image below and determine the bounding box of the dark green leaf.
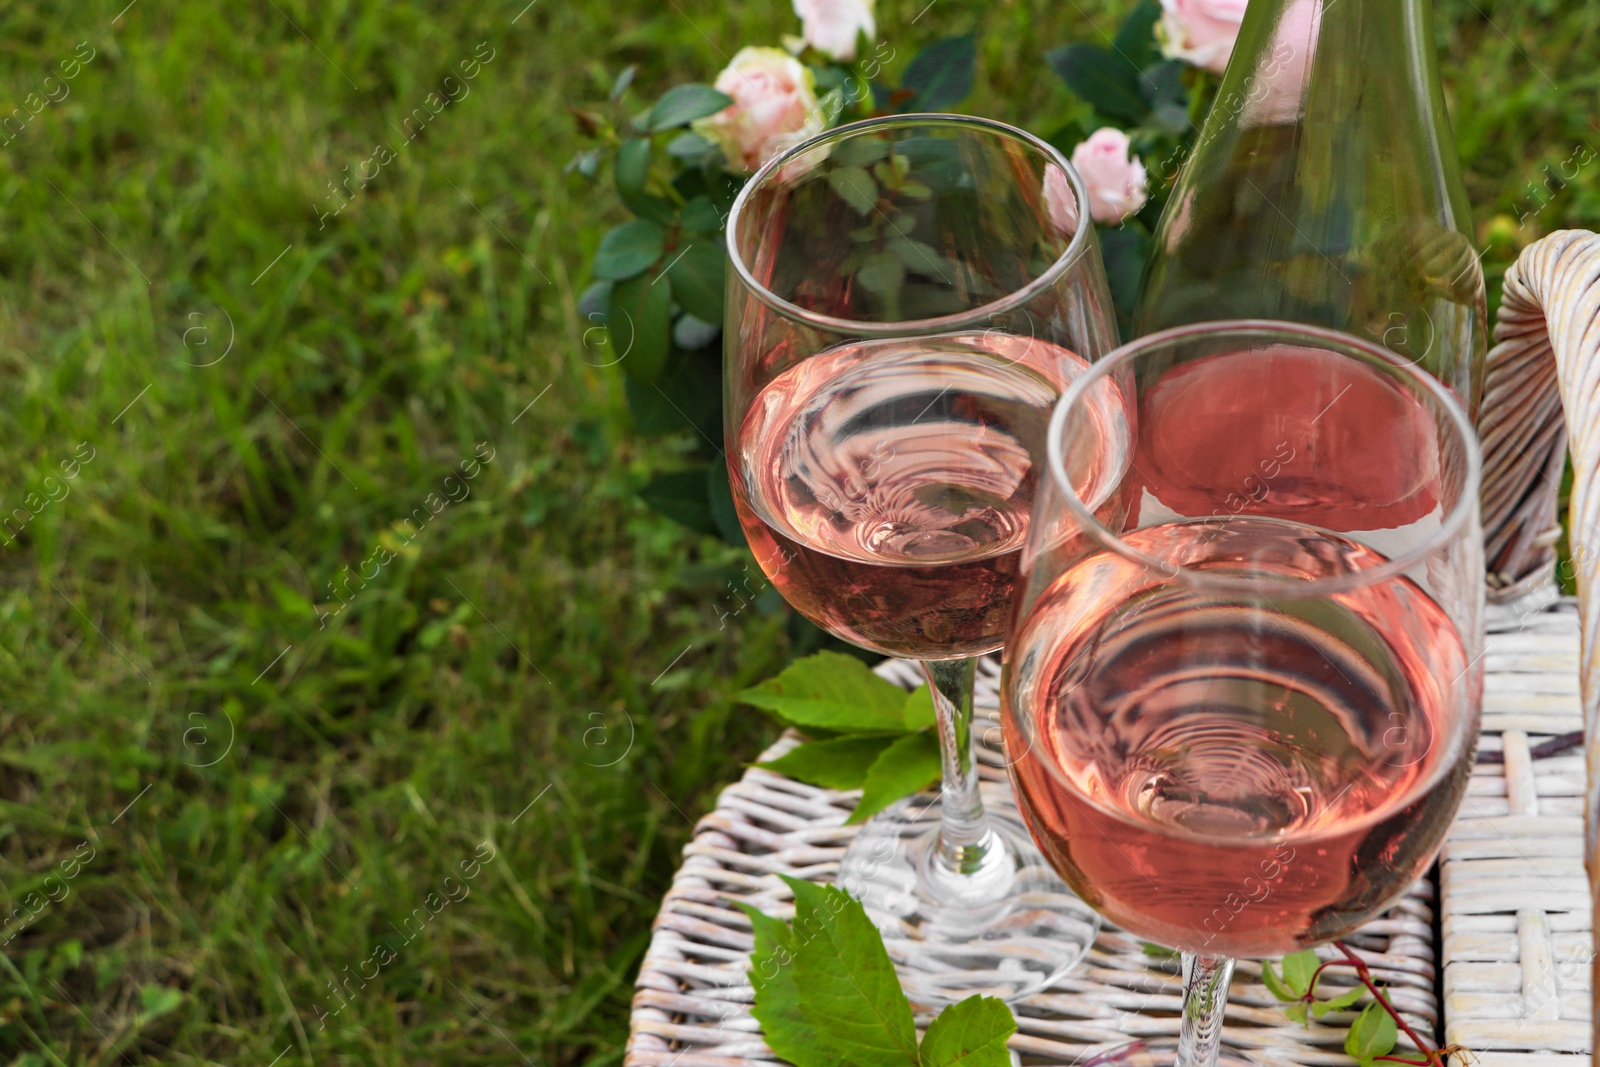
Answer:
[621,192,677,227]
[610,64,638,102]
[577,280,611,324]
[1280,950,1320,997]
[888,236,950,280]
[1099,225,1150,331]
[1140,59,1189,108]
[1312,985,1367,1017]
[1113,0,1164,72]
[649,84,734,131]
[667,130,717,162]
[834,136,888,167]
[1345,1000,1398,1064]
[626,349,719,436]
[1260,960,1297,1002]
[680,195,726,233]
[901,34,977,111]
[705,461,743,545]
[857,250,904,302]
[739,904,835,1067]
[1045,44,1149,124]
[850,731,941,823]
[780,876,920,1067]
[672,312,720,350]
[901,686,935,731]
[919,995,1016,1067]
[637,469,718,536]
[594,219,665,280]
[759,735,901,790]
[666,241,725,322]
[607,270,672,382]
[827,165,878,215]
[739,651,910,733]
[615,138,651,201]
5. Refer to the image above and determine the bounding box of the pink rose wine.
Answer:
[731,331,1086,659]
[1005,518,1475,958]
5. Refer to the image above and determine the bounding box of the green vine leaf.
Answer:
[850,731,941,824]
[739,651,910,733]
[758,735,899,790]
[740,903,835,1067]
[1280,949,1320,997]
[1312,984,1367,1017]
[1346,1000,1398,1066]
[919,994,1016,1067]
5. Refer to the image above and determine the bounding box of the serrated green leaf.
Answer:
[827,165,878,215]
[739,651,910,733]
[849,731,942,824]
[739,903,836,1067]
[594,219,665,280]
[666,241,725,322]
[901,686,935,731]
[1280,950,1320,997]
[1345,1000,1398,1063]
[919,995,1016,1067]
[649,83,734,131]
[901,34,977,111]
[606,270,672,382]
[615,138,650,201]
[779,876,919,1067]
[1283,1001,1309,1025]
[759,735,901,790]
[1312,984,1367,1017]
[1045,43,1149,124]
[1260,960,1296,1002]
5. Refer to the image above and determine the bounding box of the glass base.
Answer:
[836,790,1101,1009]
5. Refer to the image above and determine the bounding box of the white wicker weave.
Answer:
[627,230,1600,1065]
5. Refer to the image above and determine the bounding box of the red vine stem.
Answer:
[1331,940,1441,1066]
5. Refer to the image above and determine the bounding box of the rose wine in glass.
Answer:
[725,114,1121,1006]
[1004,322,1484,1067]
[732,331,1085,659]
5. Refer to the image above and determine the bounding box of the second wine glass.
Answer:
[724,114,1119,1005]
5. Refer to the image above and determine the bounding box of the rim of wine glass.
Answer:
[1045,318,1483,598]
[724,113,1096,338]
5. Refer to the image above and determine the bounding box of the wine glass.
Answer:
[724,114,1119,1006]
[1003,320,1484,1067]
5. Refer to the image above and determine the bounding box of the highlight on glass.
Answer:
[1003,320,1485,1066]
[723,113,1119,1006]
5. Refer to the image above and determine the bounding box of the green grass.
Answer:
[0,0,1593,1064]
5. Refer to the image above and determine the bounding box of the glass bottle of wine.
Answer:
[1134,0,1486,414]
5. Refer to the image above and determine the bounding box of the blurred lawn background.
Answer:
[0,0,1593,1063]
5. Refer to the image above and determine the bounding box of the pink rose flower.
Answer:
[794,0,875,62]
[693,47,826,174]
[1158,0,1249,75]
[1071,128,1149,225]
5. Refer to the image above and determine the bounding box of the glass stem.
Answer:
[923,658,997,878]
[1178,953,1235,1067]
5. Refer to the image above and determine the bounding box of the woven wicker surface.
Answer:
[1442,598,1591,1065]
[627,656,1443,1067]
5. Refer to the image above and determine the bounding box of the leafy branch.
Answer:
[740,652,942,824]
[742,876,1015,1066]
[1262,943,1469,1067]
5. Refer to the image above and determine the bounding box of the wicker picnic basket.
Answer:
[625,230,1600,1066]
